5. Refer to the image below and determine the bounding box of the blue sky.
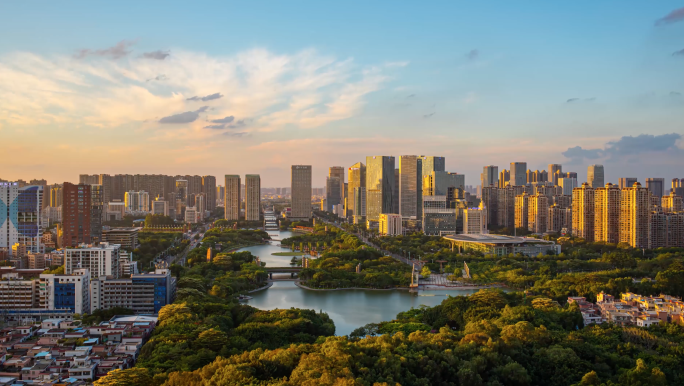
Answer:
[0,1,683,186]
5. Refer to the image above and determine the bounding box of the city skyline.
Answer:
[1,2,683,186]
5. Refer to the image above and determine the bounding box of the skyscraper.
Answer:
[325,176,341,212]
[481,165,498,188]
[329,167,345,204]
[91,184,103,242]
[528,194,548,233]
[366,156,396,221]
[619,178,637,190]
[620,182,650,248]
[399,155,422,219]
[662,191,683,213]
[498,169,510,188]
[245,174,261,221]
[548,164,563,186]
[645,178,665,198]
[559,177,578,196]
[510,162,527,186]
[175,180,188,219]
[346,163,366,218]
[50,185,62,207]
[587,165,605,189]
[224,175,241,221]
[572,183,594,242]
[62,182,92,247]
[481,187,498,228]
[423,171,465,196]
[291,165,312,220]
[0,182,43,255]
[514,192,529,230]
[419,156,445,177]
[594,183,620,244]
[202,175,217,211]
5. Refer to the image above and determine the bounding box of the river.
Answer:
[240,230,480,336]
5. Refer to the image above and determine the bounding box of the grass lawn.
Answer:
[271,252,304,256]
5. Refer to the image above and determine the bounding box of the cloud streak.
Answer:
[186,93,223,102]
[655,7,684,26]
[142,50,170,60]
[466,49,479,61]
[159,106,208,124]
[673,49,684,56]
[75,40,136,60]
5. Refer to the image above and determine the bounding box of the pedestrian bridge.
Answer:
[264,267,302,279]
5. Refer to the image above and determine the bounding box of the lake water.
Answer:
[239,230,479,336]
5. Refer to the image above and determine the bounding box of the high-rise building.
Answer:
[202,176,217,211]
[497,185,525,229]
[671,179,684,198]
[422,195,457,236]
[50,185,63,207]
[548,205,572,233]
[572,183,595,242]
[245,175,261,221]
[620,182,651,249]
[152,198,169,216]
[619,178,638,190]
[528,194,548,233]
[514,193,529,230]
[649,211,684,249]
[559,177,578,196]
[587,165,605,189]
[62,182,92,247]
[419,156,446,178]
[79,174,99,185]
[393,168,400,214]
[353,187,366,219]
[548,164,563,186]
[498,169,510,188]
[423,171,465,196]
[645,178,665,198]
[481,166,498,188]
[399,156,422,219]
[216,185,225,206]
[379,214,403,236]
[124,191,150,212]
[481,187,498,228]
[65,242,120,279]
[185,206,198,223]
[347,163,366,218]
[662,191,683,213]
[90,184,103,242]
[325,176,341,212]
[328,167,345,204]
[366,156,396,221]
[510,162,527,186]
[464,205,487,234]
[527,170,548,184]
[291,165,312,220]
[0,182,44,255]
[594,183,620,244]
[224,175,241,220]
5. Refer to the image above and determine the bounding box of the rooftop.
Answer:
[443,234,555,245]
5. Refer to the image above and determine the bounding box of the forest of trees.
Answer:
[283,225,412,289]
[94,223,684,385]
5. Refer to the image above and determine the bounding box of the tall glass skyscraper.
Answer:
[366,156,395,221]
[419,156,445,178]
[399,155,422,219]
[346,163,366,218]
[0,182,44,255]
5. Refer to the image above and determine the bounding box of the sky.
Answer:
[0,1,683,187]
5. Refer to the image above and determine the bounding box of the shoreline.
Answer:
[248,282,274,293]
[294,281,505,292]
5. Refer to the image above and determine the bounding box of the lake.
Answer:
[239,230,479,336]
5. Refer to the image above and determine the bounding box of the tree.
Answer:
[421,266,431,279]
[618,359,667,386]
[194,328,229,351]
[93,368,154,386]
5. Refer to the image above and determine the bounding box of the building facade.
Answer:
[572,183,595,242]
[379,214,402,236]
[346,163,366,218]
[0,182,44,256]
[245,174,261,221]
[224,175,241,221]
[399,155,421,219]
[291,166,312,220]
[594,183,620,243]
[65,243,120,279]
[620,183,651,248]
[366,156,395,222]
[587,164,605,189]
[510,162,527,186]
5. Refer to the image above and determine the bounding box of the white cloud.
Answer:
[0,47,396,137]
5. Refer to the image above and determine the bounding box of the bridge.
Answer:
[264,267,302,279]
